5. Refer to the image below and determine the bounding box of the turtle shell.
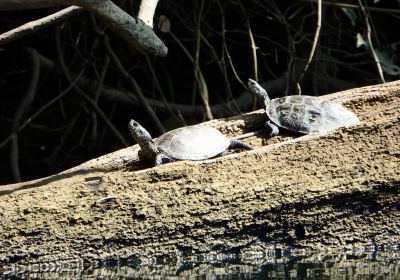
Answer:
[266,95,360,134]
[154,126,230,160]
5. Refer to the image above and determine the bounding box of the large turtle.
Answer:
[247,79,360,136]
[128,119,253,166]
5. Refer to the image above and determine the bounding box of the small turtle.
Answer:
[247,79,360,136]
[128,119,253,166]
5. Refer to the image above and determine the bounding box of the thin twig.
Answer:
[102,86,254,119]
[0,63,85,150]
[238,0,258,81]
[216,0,242,114]
[216,3,247,92]
[223,42,247,90]
[168,30,216,120]
[296,0,322,94]
[0,50,259,121]
[91,54,110,142]
[89,14,164,132]
[299,0,400,14]
[94,196,118,204]
[193,0,213,120]
[54,25,129,146]
[144,55,186,126]
[48,112,81,166]
[9,48,40,182]
[238,0,258,109]
[200,33,241,115]
[357,0,385,83]
[102,35,165,133]
[258,0,294,95]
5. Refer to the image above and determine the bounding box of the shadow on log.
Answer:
[0,80,399,271]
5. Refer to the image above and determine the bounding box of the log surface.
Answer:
[0,81,399,270]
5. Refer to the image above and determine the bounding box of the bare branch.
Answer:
[90,54,110,143]
[238,0,258,81]
[357,0,385,83]
[88,16,165,133]
[79,0,167,56]
[0,6,83,45]
[54,26,129,147]
[0,0,167,56]
[216,1,248,95]
[10,48,41,182]
[6,49,285,122]
[0,61,85,151]
[299,0,400,14]
[193,0,213,120]
[0,0,69,11]
[138,0,159,27]
[296,0,322,94]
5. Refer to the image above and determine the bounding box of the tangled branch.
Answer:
[0,0,167,56]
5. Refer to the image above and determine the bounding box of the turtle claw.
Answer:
[266,121,279,137]
[155,153,173,166]
[218,150,231,157]
[229,139,253,150]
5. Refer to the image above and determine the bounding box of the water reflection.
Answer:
[2,249,400,279]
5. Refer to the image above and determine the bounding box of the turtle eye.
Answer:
[129,120,139,128]
[309,109,321,117]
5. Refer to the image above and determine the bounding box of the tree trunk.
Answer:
[0,81,399,271]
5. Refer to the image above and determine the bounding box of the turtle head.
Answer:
[128,119,155,152]
[247,79,271,103]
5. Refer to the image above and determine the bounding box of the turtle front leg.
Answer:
[154,153,174,166]
[229,139,253,151]
[266,120,279,136]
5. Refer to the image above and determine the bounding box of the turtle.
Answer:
[128,119,253,166]
[247,79,360,136]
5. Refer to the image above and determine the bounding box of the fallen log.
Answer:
[0,80,399,271]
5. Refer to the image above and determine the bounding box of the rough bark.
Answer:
[0,0,167,57]
[0,81,399,272]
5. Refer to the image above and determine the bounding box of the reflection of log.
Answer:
[3,250,400,278]
[0,81,399,270]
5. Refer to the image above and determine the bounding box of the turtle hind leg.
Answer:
[229,139,253,150]
[266,120,279,136]
[154,153,174,166]
[218,150,231,157]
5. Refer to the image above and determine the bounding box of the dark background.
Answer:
[0,0,399,184]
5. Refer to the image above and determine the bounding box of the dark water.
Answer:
[2,248,400,279]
